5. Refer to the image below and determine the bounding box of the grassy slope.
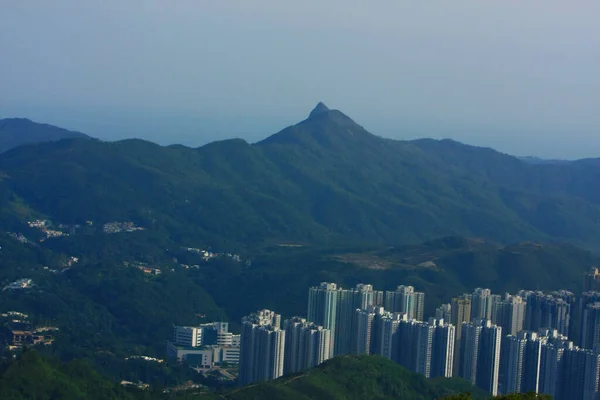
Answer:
[200,356,487,400]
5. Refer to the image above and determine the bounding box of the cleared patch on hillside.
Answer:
[332,252,440,271]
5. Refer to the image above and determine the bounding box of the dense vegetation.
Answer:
[1,230,596,363]
[0,118,89,154]
[0,350,140,400]
[196,237,598,321]
[0,105,598,397]
[0,232,225,386]
[200,355,487,400]
[0,352,487,400]
[1,105,599,251]
[1,351,548,400]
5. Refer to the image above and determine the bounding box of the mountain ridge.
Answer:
[0,117,91,153]
[0,105,599,250]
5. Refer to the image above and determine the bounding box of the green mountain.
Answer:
[1,107,592,397]
[4,351,542,400]
[0,350,138,400]
[0,104,598,250]
[0,118,90,154]
[200,355,487,400]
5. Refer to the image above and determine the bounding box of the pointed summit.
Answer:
[258,102,379,147]
[308,102,330,119]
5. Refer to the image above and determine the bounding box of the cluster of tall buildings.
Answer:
[238,283,425,385]
[438,284,600,399]
[238,310,286,385]
[238,309,331,386]
[238,270,600,399]
[307,283,425,355]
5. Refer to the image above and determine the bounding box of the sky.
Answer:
[1,1,599,159]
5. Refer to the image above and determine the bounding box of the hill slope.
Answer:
[0,350,138,400]
[0,118,90,153]
[0,104,599,250]
[0,351,543,399]
[201,356,487,400]
[197,237,599,322]
[0,231,227,385]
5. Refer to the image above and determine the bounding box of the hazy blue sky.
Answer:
[1,1,599,159]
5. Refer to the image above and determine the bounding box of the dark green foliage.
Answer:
[192,238,598,322]
[0,232,226,385]
[0,118,90,153]
[0,228,596,388]
[199,356,487,400]
[0,351,545,400]
[0,108,598,396]
[0,349,137,400]
[0,106,599,250]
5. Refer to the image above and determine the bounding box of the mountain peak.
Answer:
[308,102,330,118]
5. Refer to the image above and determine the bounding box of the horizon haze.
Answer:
[1,1,599,159]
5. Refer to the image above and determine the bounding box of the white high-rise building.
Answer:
[283,317,331,375]
[334,284,382,355]
[576,292,600,346]
[239,309,285,386]
[580,302,600,351]
[460,320,502,396]
[502,335,527,395]
[333,286,354,356]
[500,331,546,396]
[472,288,501,321]
[308,282,383,357]
[397,319,417,371]
[413,321,435,378]
[355,307,379,355]
[396,318,454,379]
[494,294,526,336]
[522,332,543,394]
[431,318,455,378]
[539,341,567,399]
[303,324,331,370]
[283,317,306,375]
[471,288,492,320]
[538,332,572,400]
[562,347,600,400]
[435,303,452,323]
[385,285,425,321]
[451,295,472,377]
[459,321,482,385]
[520,291,573,338]
[477,320,502,396]
[307,282,338,357]
[374,311,405,361]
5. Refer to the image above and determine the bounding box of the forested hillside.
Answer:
[0,104,599,250]
[0,104,598,397]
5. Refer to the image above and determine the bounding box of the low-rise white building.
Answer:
[168,322,240,368]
